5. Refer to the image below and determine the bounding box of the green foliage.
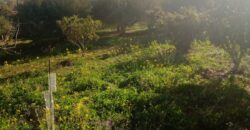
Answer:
[58,16,102,51]
[240,53,250,76]
[114,41,176,71]
[0,116,31,130]
[169,84,250,129]
[155,0,250,74]
[131,91,188,130]
[1,38,250,129]
[92,0,151,33]
[187,40,232,72]
[119,65,201,92]
[138,41,176,65]
[18,0,92,37]
[54,94,98,129]
[64,70,108,92]
[146,7,167,30]
[163,7,208,52]
[0,0,16,17]
[0,79,45,129]
[0,16,12,37]
[91,88,137,129]
[1,0,250,129]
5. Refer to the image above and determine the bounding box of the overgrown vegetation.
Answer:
[1,39,249,129]
[0,0,250,129]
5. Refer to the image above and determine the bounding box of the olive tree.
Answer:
[206,0,250,75]
[0,0,20,52]
[57,16,102,52]
[92,0,152,34]
[146,6,167,30]
[18,0,91,38]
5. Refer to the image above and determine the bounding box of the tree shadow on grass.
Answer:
[0,29,166,64]
[0,38,77,65]
[131,84,250,130]
[0,30,149,64]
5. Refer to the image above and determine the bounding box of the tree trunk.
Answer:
[77,42,85,54]
[117,26,121,33]
[120,25,126,34]
[117,25,126,34]
[231,58,241,75]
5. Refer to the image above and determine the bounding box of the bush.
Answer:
[120,65,202,92]
[138,40,176,65]
[131,91,188,130]
[58,16,102,51]
[90,88,137,129]
[55,95,98,129]
[65,70,108,92]
[169,84,250,129]
[0,80,44,129]
[109,41,176,72]
[187,40,232,75]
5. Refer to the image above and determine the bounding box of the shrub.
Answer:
[131,91,188,130]
[187,40,232,74]
[65,71,108,92]
[90,88,137,129]
[169,84,250,129]
[135,40,176,65]
[58,16,102,52]
[120,65,202,92]
[0,80,44,129]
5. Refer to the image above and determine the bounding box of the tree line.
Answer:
[0,0,250,74]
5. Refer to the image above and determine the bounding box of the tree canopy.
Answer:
[92,0,152,33]
[57,16,102,51]
[18,0,92,37]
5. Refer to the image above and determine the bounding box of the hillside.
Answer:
[1,33,250,129]
[2,0,250,129]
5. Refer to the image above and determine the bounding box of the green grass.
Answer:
[0,36,250,129]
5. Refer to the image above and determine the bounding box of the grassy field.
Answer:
[0,31,250,129]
